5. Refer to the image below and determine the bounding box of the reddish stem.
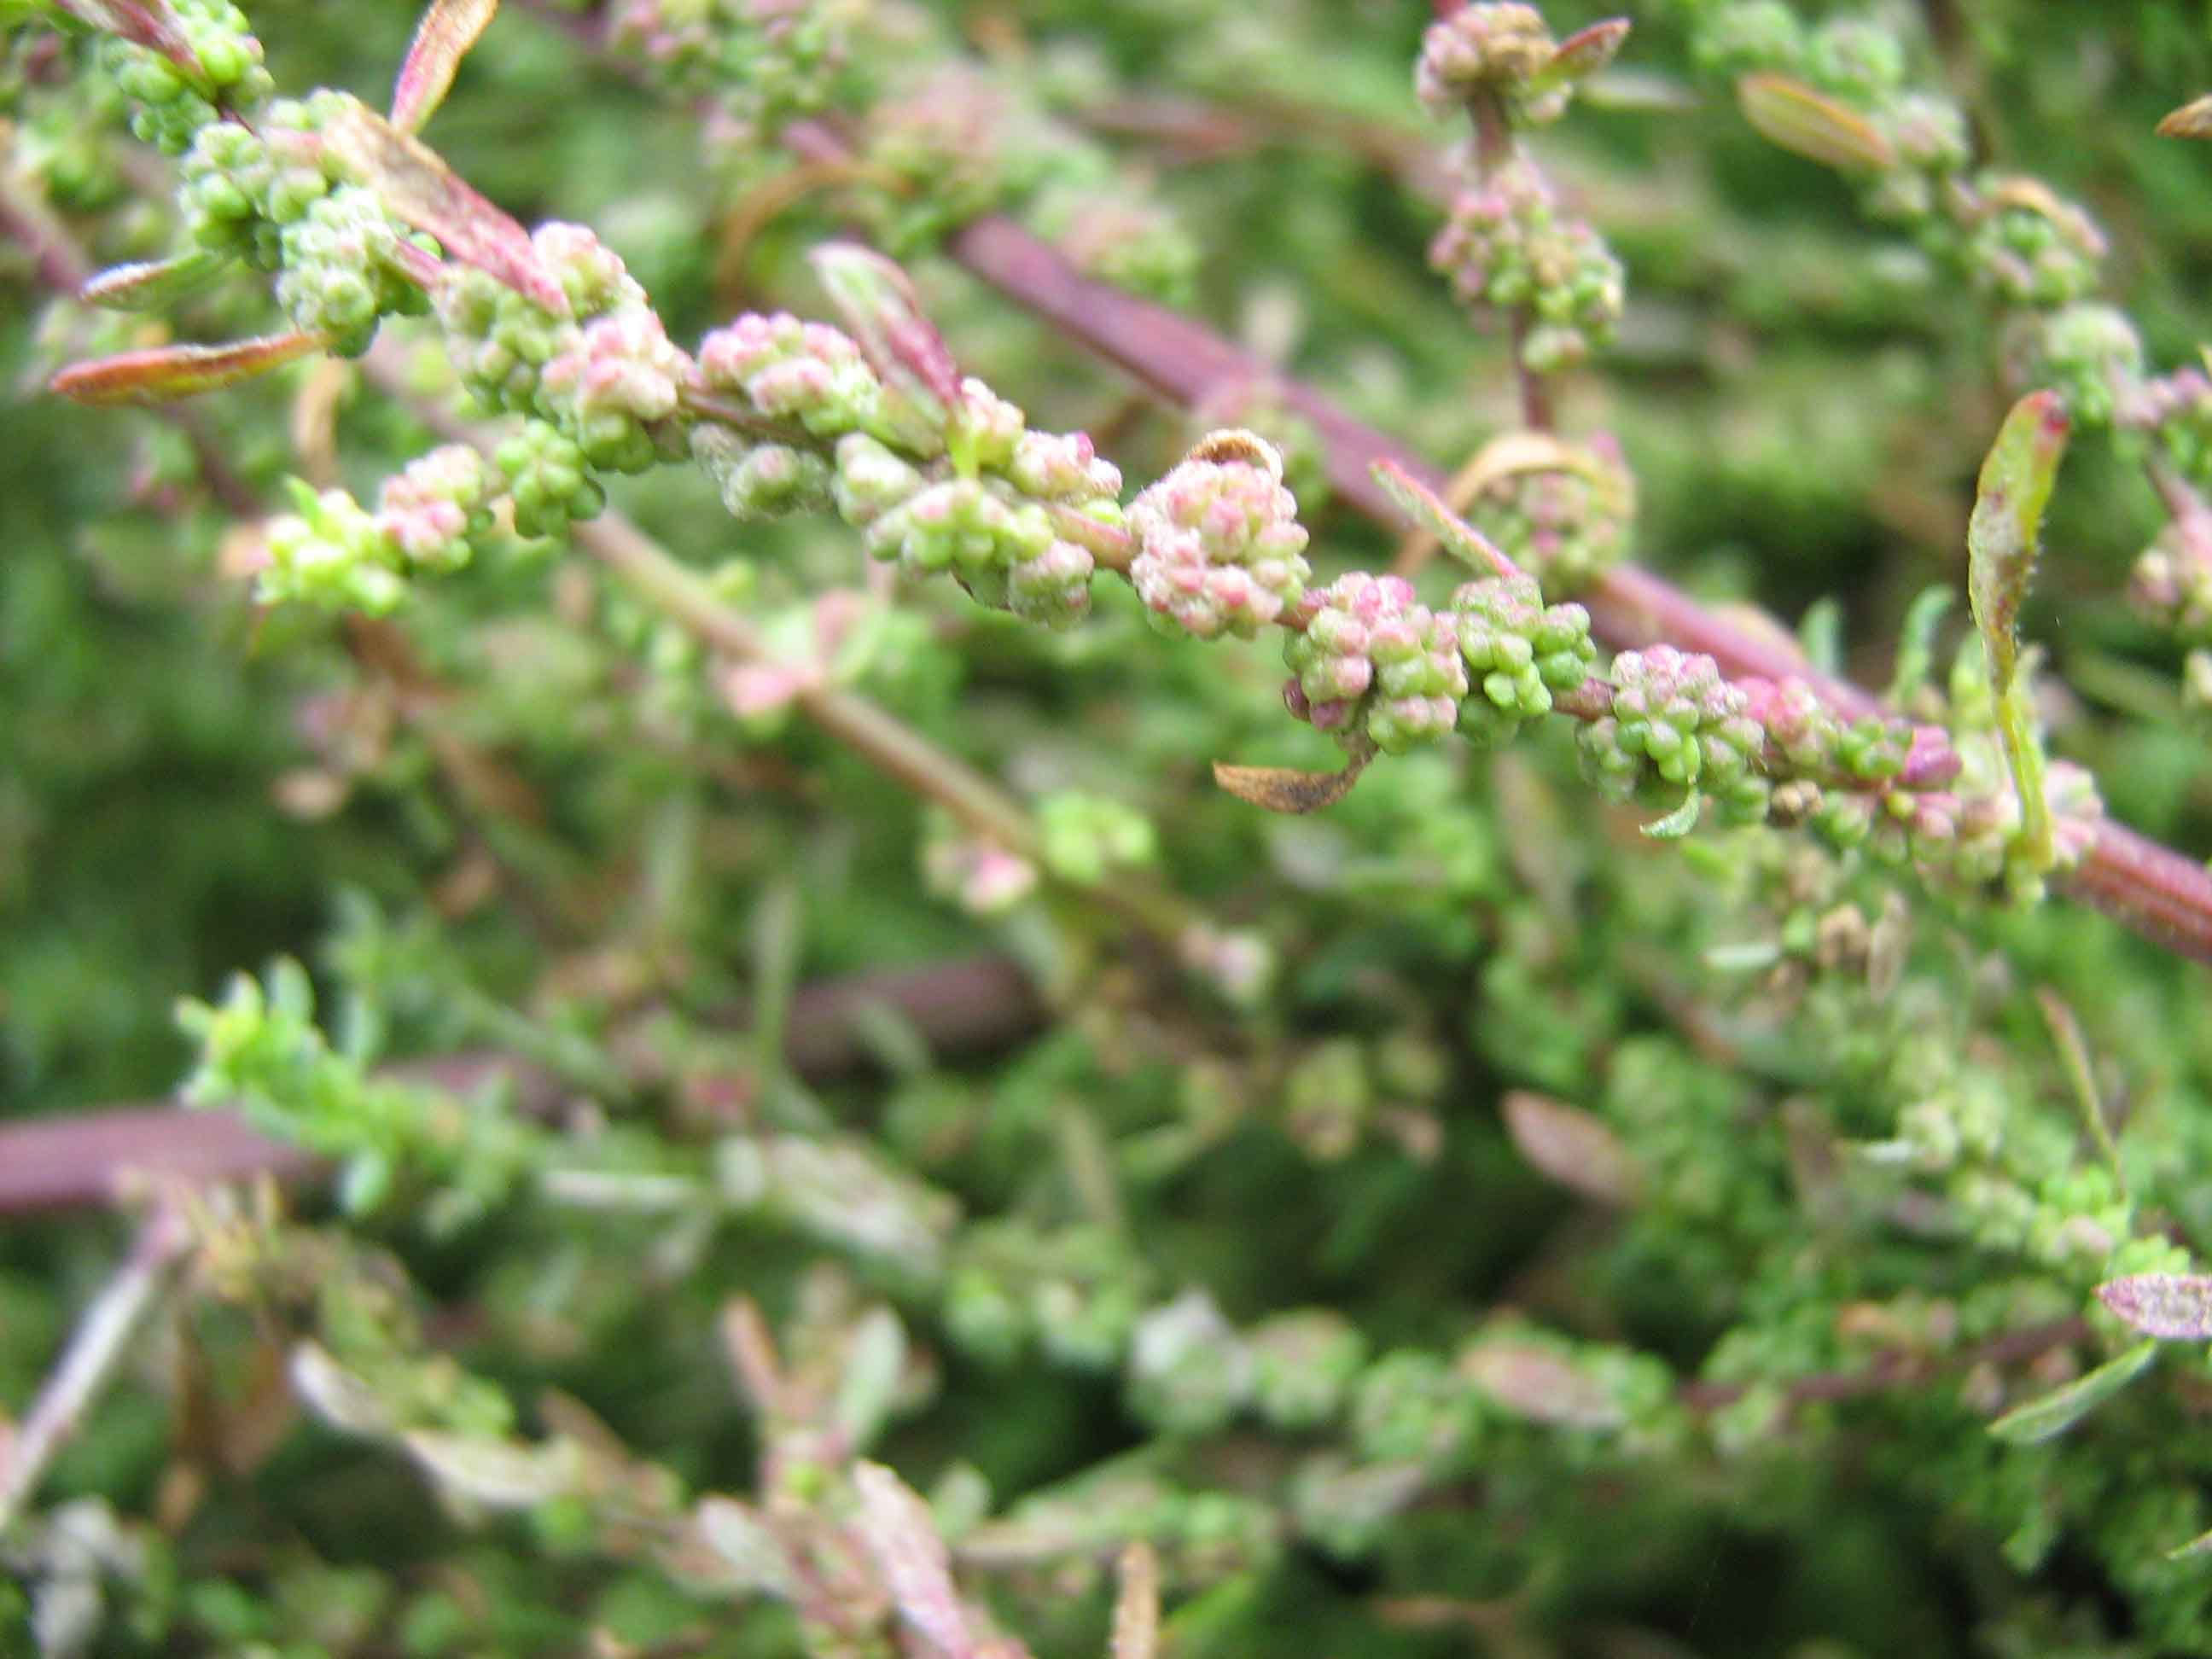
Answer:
[928,207,2212,963]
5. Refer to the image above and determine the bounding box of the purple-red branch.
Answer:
[935,206,2212,963]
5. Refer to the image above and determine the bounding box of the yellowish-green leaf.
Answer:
[1967,391,2069,876]
[1736,73,1896,172]
[390,0,498,135]
[1642,789,1703,840]
[1987,1338,2156,1444]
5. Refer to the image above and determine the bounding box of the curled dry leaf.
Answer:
[1213,754,1370,814]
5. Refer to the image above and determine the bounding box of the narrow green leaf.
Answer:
[1370,459,1518,579]
[1642,789,1703,840]
[79,247,230,311]
[2098,1275,2212,1341]
[1737,73,1896,172]
[49,329,329,405]
[1987,1338,2157,1444]
[1967,392,2070,876]
[1886,585,1954,705]
[390,0,498,135]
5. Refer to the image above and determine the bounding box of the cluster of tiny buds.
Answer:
[1128,432,1311,641]
[1416,4,1569,125]
[695,311,1123,628]
[1285,573,1467,755]
[1429,156,1624,373]
[257,446,494,614]
[100,0,274,154]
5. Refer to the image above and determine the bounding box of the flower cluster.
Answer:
[1578,645,1773,824]
[608,0,854,143]
[178,92,351,271]
[696,311,1122,627]
[2000,303,2143,428]
[272,187,432,356]
[98,0,274,154]
[1415,3,1569,125]
[2131,513,2212,649]
[1128,434,1311,640]
[1284,573,1468,755]
[1452,573,1598,745]
[1966,178,2109,311]
[1429,157,1624,371]
[256,447,495,612]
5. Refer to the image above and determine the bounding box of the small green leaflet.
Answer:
[1987,1337,2157,1445]
[1966,393,2069,877]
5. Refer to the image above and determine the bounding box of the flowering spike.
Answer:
[1736,73,1897,172]
[390,0,499,136]
[320,98,565,314]
[1212,753,1370,814]
[49,329,329,406]
[1968,391,2069,875]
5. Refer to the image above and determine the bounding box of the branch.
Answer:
[0,1202,189,1528]
[0,956,1044,1218]
[930,201,2212,965]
